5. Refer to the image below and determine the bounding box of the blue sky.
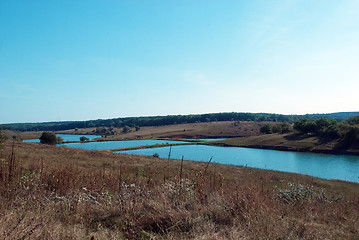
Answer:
[1,0,359,123]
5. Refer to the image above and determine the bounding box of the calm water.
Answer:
[24,134,100,143]
[61,140,187,150]
[120,144,359,183]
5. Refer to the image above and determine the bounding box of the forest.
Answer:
[2,111,359,132]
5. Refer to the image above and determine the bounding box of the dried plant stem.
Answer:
[8,141,16,185]
[203,156,213,176]
[179,156,184,181]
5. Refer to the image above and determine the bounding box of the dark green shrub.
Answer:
[272,122,292,134]
[315,118,337,130]
[324,125,340,138]
[39,132,57,145]
[344,126,359,145]
[122,126,131,133]
[346,116,359,125]
[294,119,317,134]
[80,136,89,142]
[260,124,272,134]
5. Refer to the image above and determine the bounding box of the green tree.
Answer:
[260,124,272,134]
[294,119,317,134]
[270,122,292,134]
[347,116,359,125]
[344,126,359,145]
[39,132,57,145]
[315,118,337,133]
[122,126,131,133]
[312,118,339,138]
[280,122,292,133]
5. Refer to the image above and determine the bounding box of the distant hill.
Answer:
[2,111,358,132]
[303,112,359,122]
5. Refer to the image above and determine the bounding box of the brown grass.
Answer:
[2,130,42,141]
[57,121,267,140]
[220,133,359,155]
[0,140,358,239]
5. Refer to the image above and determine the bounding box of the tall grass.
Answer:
[0,140,358,239]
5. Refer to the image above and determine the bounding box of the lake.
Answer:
[119,144,359,183]
[61,139,187,150]
[24,134,100,143]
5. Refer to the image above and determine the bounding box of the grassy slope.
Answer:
[0,140,358,239]
[3,130,43,140]
[217,133,359,155]
[58,121,266,140]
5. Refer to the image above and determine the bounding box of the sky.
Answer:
[1,0,359,124]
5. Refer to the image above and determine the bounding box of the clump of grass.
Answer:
[275,182,345,204]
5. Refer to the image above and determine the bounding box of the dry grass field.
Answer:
[0,140,358,239]
[3,130,43,141]
[218,133,359,155]
[58,121,267,140]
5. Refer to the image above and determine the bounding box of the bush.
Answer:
[324,125,340,138]
[275,183,314,204]
[260,122,292,135]
[275,182,344,204]
[344,126,359,146]
[315,118,337,130]
[294,119,317,134]
[80,136,89,142]
[260,124,272,134]
[122,126,131,133]
[39,132,57,145]
[272,122,292,134]
[346,116,359,125]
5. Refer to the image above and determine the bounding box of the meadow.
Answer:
[0,139,358,239]
[215,132,359,155]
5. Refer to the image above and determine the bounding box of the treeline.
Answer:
[260,122,293,134]
[2,112,359,132]
[261,116,359,146]
[293,116,359,144]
